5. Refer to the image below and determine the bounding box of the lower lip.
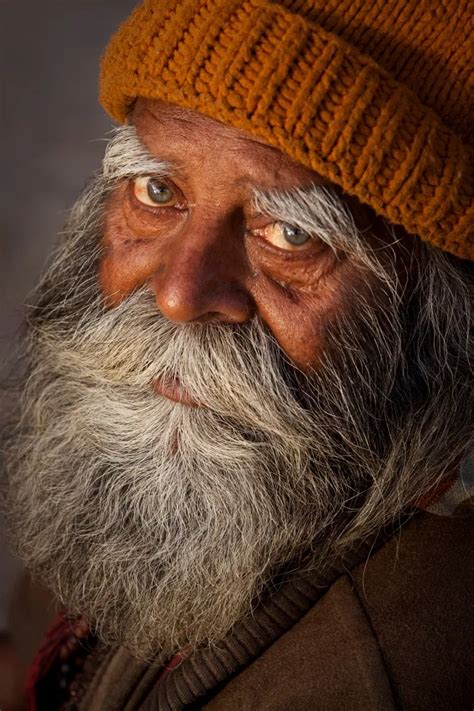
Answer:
[152,378,200,408]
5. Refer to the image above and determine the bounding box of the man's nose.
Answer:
[150,214,254,324]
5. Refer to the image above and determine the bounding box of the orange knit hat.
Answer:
[100,0,473,260]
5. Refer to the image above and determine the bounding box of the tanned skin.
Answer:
[100,98,385,371]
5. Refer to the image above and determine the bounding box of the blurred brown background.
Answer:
[0,1,136,702]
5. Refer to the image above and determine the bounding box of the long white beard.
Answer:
[5,290,350,659]
[4,278,407,659]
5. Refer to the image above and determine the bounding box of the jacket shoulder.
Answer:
[350,511,473,710]
[203,512,473,711]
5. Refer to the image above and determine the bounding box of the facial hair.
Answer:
[2,140,472,662]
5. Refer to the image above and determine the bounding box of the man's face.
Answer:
[101,99,375,371]
[3,99,470,662]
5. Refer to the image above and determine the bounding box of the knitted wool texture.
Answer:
[100,0,473,260]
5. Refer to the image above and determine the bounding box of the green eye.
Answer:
[258,221,312,251]
[281,223,311,246]
[133,176,176,207]
[147,179,174,204]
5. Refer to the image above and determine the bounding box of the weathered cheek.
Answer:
[269,301,337,370]
[99,203,142,304]
[99,248,160,306]
[247,247,349,370]
[99,189,168,305]
[250,274,343,371]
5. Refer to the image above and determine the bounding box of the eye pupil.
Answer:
[282,223,310,246]
[147,179,173,204]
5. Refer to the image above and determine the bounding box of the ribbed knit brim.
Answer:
[100,0,473,260]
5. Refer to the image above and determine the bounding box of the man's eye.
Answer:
[258,222,312,251]
[132,176,177,207]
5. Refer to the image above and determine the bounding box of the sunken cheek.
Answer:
[245,239,346,368]
[99,183,345,370]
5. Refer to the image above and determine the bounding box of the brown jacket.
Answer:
[34,511,473,710]
[201,511,473,711]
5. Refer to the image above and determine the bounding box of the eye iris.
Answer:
[147,179,173,204]
[282,223,310,246]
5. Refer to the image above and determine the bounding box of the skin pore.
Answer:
[100,98,378,370]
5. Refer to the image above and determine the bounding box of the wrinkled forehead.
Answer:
[130,98,325,194]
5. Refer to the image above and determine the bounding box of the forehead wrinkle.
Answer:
[142,105,277,151]
[139,106,302,185]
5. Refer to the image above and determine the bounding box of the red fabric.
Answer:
[415,474,457,510]
[25,609,189,709]
[153,646,191,690]
[25,610,70,711]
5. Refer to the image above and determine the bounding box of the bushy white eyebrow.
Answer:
[102,125,173,182]
[251,183,391,275]
[252,184,359,252]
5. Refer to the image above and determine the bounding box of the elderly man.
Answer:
[2,0,473,709]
